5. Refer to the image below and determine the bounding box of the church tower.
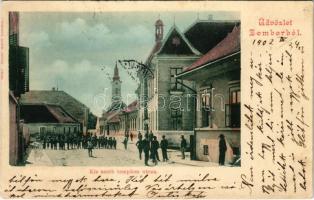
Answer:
[111,62,121,102]
[155,18,164,42]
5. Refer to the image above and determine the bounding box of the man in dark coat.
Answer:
[43,136,47,149]
[180,135,187,159]
[151,136,160,165]
[160,135,168,162]
[137,131,142,140]
[142,134,150,166]
[136,137,143,160]
[113,137,117,149]
[104,137,108,149]
[219,134,227,165]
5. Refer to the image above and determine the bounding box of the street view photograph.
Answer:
[9,11,241,167]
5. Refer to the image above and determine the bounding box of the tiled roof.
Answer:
[184,20,240,54]
[123,100,138,113]
[183,25,240,72]
[106,111,121,123]
[20,104,78,124]
[20,90,88,123]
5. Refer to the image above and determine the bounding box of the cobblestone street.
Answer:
[25,137,220,167]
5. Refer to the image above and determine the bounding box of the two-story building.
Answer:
[138,17,239,148]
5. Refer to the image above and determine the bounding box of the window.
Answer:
[171,108,182,130]
[203,145,209,155]
[230,90,241,104]
[170,67,182,90]
[200,89,211,127]
[40,127,46,134]
[227,89,240,128]
[172,36,181,46]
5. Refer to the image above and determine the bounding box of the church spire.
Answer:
[113,61,120,81]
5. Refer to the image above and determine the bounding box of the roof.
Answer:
[20,104,78,124]
[145,41,162,65]
[123,100,138,113]
[106,101,126,112]
[113,62,120,81]
[183,25,240,72]
[156,25,201,56]
[106,111,121,123]
[184,20,240,54]
[20,90,88,123]
[155,19,163,26]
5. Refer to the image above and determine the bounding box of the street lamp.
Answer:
[118,59,153,136]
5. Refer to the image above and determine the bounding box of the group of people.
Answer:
[41,134,84,150]
[135,131,173,166]
[86,135,118,157]
[39,133,118,157]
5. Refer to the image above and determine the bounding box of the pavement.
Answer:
[25,137,220,167]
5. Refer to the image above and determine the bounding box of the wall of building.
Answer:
[195,67,240,129]
[9,97,19,165]
[25,123,80,138]
[195,128,240,164]
[155,130,194,148]
[154,57,197,131]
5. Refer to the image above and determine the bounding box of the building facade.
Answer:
[20,104,80,140]
[9,12,29,97]
[20,90,90,134]
[138,18,239,148]
[9,92,23,165]
[9,12,30,165]
[177,25,241,164]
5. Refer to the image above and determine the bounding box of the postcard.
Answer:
[0,1,313,199]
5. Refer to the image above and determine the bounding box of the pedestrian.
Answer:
[104,137,108,149]
[180,135,187,159]
[108,137,113,149]
[43,137,47,149]
[51,136,54,149]
[66,136,70,150]
[123,137,128,150]
[92,134,97,148]
[151,136,160,165]
[148,130,154,142]
[125,131,129,141]
[130,132,134,142]
[219,134,227,166]
[136,137,143,160]
[160,135,168,162]
[142,134,150,166]
[87,139,93,157]
[53,136,58,150]
[137,131,142,140]
[98,136,101,149]
[46,136,50,149]
[113,137,117,149]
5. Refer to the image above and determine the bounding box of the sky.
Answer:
[19,11,239,117]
